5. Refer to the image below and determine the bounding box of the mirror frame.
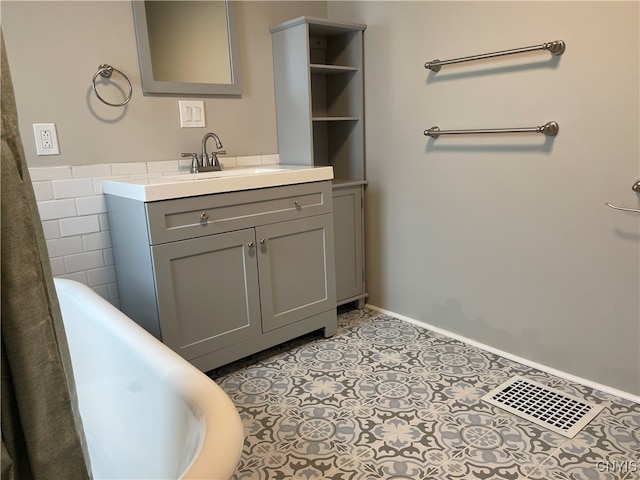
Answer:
[131,0,242,96]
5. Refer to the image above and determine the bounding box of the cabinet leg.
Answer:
[356,298,366,309]
[324,322,337,337]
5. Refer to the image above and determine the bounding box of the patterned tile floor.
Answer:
[208,308,640,480]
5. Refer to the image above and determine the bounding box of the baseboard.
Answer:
[365,304,640,404]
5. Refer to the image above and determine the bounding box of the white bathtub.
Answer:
[54,278,244,480]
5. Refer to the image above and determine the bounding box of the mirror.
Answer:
[132,0,241,96]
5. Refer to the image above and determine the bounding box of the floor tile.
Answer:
[208,308,640,480]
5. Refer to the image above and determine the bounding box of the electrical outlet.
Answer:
[33,123,60,155]
[41,130,53,148]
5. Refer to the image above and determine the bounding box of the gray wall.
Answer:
[2,1,327,167]
[329,1,640,396]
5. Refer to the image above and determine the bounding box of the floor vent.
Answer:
[482,376,604,438]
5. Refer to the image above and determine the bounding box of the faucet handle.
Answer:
[209,150,226,170]
[181,152,200,173]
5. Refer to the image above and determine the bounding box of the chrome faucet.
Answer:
[182,132,226,173]
[200,132,225,171]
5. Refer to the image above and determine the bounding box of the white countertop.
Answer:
[102,165,334,202]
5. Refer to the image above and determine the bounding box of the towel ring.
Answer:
[92,64,132,107]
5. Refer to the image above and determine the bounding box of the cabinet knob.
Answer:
[294,199,301,208]
[259,238,266,245]
[200,212,209,221]
[247,241,254,248]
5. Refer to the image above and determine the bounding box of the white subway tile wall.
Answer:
[30,155,278,307]
[262,154,280,165]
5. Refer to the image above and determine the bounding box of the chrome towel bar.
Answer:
[605,180,640,213]
[424,121,559,138]
[605,203,640,214]
[425,40,565,72]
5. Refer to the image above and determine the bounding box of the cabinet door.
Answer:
[151,228,261,361]
[258,214,336,333]
[333,186,364,303]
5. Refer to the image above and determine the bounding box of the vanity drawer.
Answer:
[146,181,332,244]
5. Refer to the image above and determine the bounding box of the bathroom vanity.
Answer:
[104,167,337,372]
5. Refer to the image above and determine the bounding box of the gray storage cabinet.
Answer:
[271,16,368,307]
[332,184,365,306]
[106,181,337,372]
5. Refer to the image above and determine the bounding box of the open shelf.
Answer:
[310,64,359,74]
[271,15,365,183]
[312,116,360,122]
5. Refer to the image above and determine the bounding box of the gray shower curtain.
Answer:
[1,32,91,479]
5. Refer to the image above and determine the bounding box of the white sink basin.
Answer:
[103,165,333,202]
[162,167,287,181]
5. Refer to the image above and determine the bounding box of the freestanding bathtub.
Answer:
[54,278,244,480]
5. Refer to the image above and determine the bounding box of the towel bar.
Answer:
[605,180,640,213]
[424,121,559,138]
[425,40,565,72]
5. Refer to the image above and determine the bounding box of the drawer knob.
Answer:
[200,212,209,221]
[294,199,301,207]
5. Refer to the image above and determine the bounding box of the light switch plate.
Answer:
[179,100,205,128]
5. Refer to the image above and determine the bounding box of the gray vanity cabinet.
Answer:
[106,180,337,372]
[258,214,335,332]
[151,228,262,361]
